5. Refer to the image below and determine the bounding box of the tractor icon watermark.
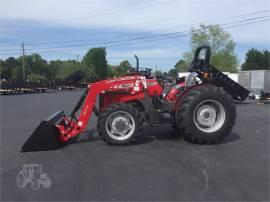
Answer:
[16,164,51,190]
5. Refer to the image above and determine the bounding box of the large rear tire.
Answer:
[98,103,143,145]
[16,173,27,188]
[175,85,236,144]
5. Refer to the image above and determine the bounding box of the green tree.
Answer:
[48,60,62,80]
[107,64,116,77]
[118,60,131,75]
[162,71,168,78]
[0,57,19,80]
[191,24,235,54]
[0,60,11,80]
[119,60,131,70]
[83,64,97,82]
[241,48,270,70]
[5,57,20,69]
[168,69,177,78]
[154,70,162,77]
[83,47,108,80]
[27,73,46,81]
[175,59,188,72]
[211,51,238,72]
[11,66,23,82]
[16,54,49,80]
[184,24,238,72]
[53,60,84,80]
[110,60,131,77]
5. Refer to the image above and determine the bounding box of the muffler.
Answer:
[21,111,66,152]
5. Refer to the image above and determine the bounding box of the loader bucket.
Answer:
[21,111,66,152]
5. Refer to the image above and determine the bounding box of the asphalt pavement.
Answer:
[1,90,269,201]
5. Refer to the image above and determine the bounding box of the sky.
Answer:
[0,0,269,71]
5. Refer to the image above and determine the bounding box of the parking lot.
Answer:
[1,90,269,201]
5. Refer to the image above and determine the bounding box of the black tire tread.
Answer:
[176,85,236,144]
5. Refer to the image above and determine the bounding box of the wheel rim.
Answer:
[105,111,136,141]
[31,180,40,190]
[193,99,226,133]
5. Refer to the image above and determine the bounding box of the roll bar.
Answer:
[189,45,211,72]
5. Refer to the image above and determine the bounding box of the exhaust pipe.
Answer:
[21,111,66,152]
[134,55,139,71]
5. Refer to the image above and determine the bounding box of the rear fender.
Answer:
[164,82,185,101]
[173,83,213,112]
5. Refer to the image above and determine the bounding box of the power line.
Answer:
[220,15,270,26]
[1,9,269,52]
[19,16,270,52]
[38,18,270,51]
[0,31,189,52]
[223,18,270,29]
[55,0,263,31]
[58,9,270,45]
[22,18,270,54]
[0,10,270,51]
[0,17,269,56]
[148,10,270,35]
[42,33,189,54]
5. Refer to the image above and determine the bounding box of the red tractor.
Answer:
[22,46,249,152]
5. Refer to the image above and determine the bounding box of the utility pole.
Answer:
[76,55,80,63]
[155,64,158,79]
[22,42,25,82]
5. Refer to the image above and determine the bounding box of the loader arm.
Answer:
[21,75,147,152]
[57,76,146,141]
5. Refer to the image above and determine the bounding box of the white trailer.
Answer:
[238,70,270,93]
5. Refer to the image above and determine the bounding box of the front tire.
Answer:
[98,103,143,145]
[30,179,40,190]
[175,85,236,144]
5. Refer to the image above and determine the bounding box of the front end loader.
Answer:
[21,46,249,152]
